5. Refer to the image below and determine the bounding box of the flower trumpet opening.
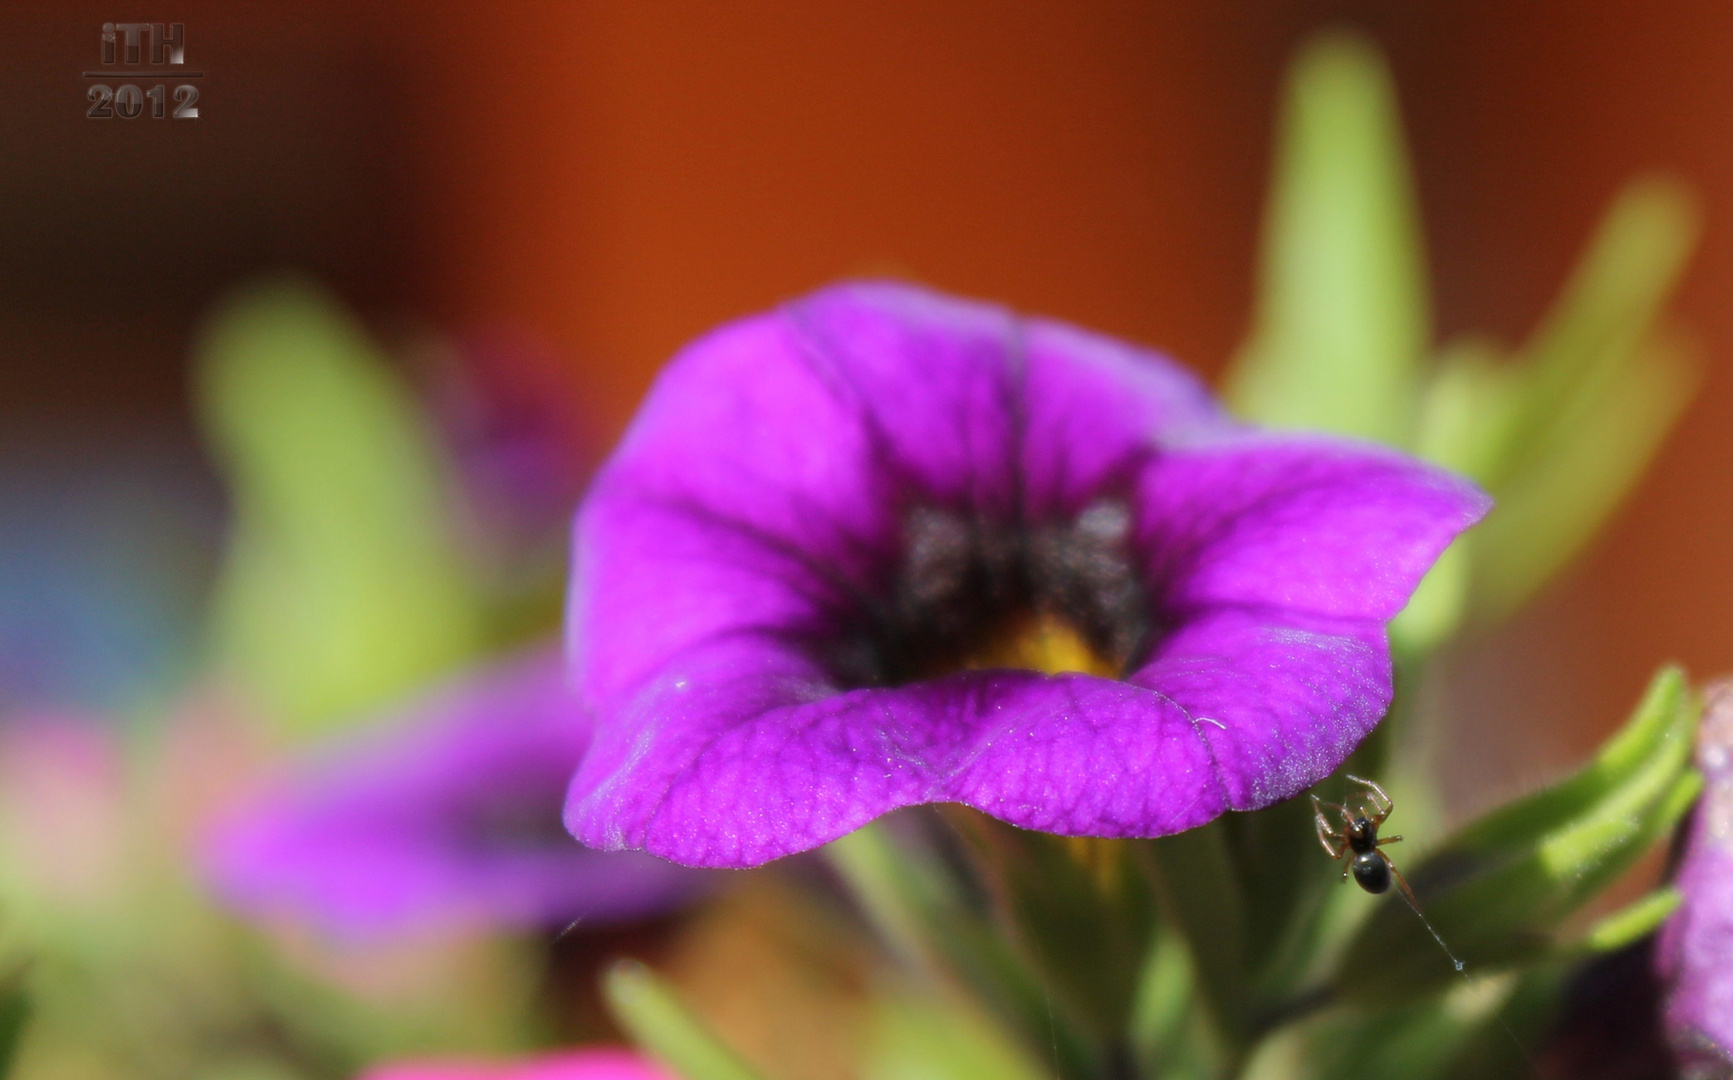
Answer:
[821,501,1143,688]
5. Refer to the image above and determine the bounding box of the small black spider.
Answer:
[1311,773,1418,904]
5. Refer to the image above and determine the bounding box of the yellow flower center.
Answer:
[964,613,1119,678]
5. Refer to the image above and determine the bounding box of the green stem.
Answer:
[603,960,769,1080]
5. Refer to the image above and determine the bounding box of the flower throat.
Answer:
[820,500,1157,688]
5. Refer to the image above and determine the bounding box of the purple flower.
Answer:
[1658,682,1733,1076]
[565,282,1489,868]
[206,648,705,938]
[429,327,598,573]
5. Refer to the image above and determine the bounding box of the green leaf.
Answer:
[195,277,481,737]
[1471,327,1697,618]
[1572,887,1681,956]
[970,831,1155,1039]
[1245,958,1567,1080]
[861,987,1049,1080]
[1489,177,1699,487]
[604,960,769,1080]
[1331,667,1700,1005]
[1231,702,1423,1005]
[825,820,1099,1080]
[1417,179,1703,620]
[1390,536,1472,668]
[825,824,949,975]
[1448,667,1691,854]
[0,981,26,1080]
[1414,339,1522,483]
[1434,963,1569,1080]
[1129,926,1229,1080]
[1138,823,1251,1048]
[1226,28,1429,446]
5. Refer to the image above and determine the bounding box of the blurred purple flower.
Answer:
[564,282,1489,867]
[430,327,597,576]
[361,1047,674,1080]
[1658,682,1733,1077]
[205,648,705,938]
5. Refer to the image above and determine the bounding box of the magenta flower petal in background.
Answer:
[566,282,1490,867]
[206,648,705,938]
[0,712,126,907]
[361,1048,675,1080]
[1658,682,1733,1075]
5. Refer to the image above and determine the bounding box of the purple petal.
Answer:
[789,284,1023,514]
[1658,683,1733,1073]
[570,309,897,709]
[1018,317,1226,519]
[206,648,706,938]
[570,632,1222,865]
[567,281,1488,867]
[1135,435,1491,622]
[1130,607,1389,810]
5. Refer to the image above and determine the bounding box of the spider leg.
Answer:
[1346,773,1394,824]
[1311,795,1346,858]
[1376,834,1403,846]
[1346,773,1392,811]
[1384,853,1422,909]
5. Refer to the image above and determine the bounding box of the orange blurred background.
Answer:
[6,1,1733,812]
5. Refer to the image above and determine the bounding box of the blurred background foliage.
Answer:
[196,278,486,738]
[0,6,1724,1080]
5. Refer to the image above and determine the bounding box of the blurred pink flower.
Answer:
[0,710,127,905]
[205,648,707,939]
[361,1047,675,1080]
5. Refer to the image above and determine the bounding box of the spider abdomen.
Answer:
[1352,851,1391,894]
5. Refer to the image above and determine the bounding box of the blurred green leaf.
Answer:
[861,987,1048,1080]
[1434,964,1568,1080]
[1288,976,1517,1080]
[1470,326,1698,618]
[1415,339,1520,484]
[1266,963,1562,1080]
[1488,178,1699,486]
[1129,926,1227,1080]
[826,825,949,976]
[1332,667,1699,1005]
[1226,28,1429,446]
[1572,887,1680,956]
[929,817,1150,1076]
[1398,339,1512,650]
[963,830,1155,1041]
[195,277,481,737]
[0,979,25,1080]
[1138,823,1251,1050]
[1411,180,1702,621]
[604,960,768,1080]
[826,821,1099,1080]
[1224,704,1424,1006]
[1448,666,1691,854]
[1390,538,1472,655]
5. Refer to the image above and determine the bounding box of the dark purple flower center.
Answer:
[818,499,1157,688]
